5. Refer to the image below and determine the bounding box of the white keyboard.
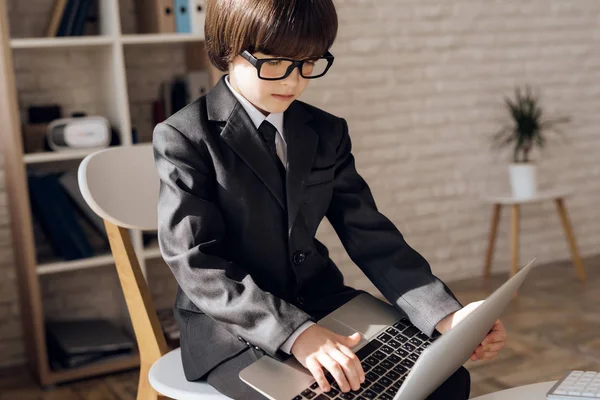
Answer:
[547,371,600,399]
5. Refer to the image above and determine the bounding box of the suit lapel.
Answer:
[285,102,317,229]
[207,76,285,208]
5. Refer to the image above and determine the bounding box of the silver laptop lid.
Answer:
[394,259,536,400]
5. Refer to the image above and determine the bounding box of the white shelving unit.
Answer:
[0,0,219,386]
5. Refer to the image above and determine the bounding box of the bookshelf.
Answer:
[0,0,220,386]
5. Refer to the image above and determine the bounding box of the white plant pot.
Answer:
[509,163,537,198]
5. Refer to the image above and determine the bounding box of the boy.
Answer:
[153,0,506,398]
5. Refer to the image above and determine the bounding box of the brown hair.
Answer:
[205,0,338,71]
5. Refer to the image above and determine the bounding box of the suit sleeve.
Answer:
[326,118,462,336]
[153,121,312,357]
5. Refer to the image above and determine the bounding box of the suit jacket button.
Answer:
[293,251,306,265]
[297,296,305,305]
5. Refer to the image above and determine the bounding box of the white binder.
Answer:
[188,0,206,37]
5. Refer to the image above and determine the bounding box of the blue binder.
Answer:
[174,0,191,33]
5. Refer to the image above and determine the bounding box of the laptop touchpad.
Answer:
[324,293,401,339]
[318,317,369,350]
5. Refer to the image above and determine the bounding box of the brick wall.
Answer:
[1,0,599,367]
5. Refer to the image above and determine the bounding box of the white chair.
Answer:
[78,144,230,399]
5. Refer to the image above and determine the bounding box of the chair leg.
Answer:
[510,204,520,279]
[483,204,502,279]
[555,198,586,282]
[137,362,163,400]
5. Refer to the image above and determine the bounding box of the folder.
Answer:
[188,0,206,37]
[174,0,191,33]
[134,0,176,34]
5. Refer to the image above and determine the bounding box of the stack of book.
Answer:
[46,0,98,37]
[46,319,135,370]
[28,171,108,262]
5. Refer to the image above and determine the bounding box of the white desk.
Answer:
[471,381,555,399]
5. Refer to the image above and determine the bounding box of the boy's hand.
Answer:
[435,300,507,361]
[291,324,364,393]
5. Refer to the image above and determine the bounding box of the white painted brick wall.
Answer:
[1,0,599,367]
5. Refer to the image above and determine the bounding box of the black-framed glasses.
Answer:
[241,50,334,80]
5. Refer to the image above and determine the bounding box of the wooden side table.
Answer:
[483,189,586,281]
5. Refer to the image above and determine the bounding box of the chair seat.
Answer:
[148,348,232,399]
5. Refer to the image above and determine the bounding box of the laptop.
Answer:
[240,259,536,400]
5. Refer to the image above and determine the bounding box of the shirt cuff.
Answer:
[279,321,315,354]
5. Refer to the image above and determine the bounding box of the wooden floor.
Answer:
[1,255,598,399]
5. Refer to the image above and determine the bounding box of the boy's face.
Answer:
[228,52,309,116]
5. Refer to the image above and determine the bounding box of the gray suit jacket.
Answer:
[153,75,462,381]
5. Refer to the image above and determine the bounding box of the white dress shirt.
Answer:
[225,75,287,168]
[224,75,315,354]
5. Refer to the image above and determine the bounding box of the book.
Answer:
[28,173,94,260]
[46,0,68,37]
[46,319,135,369]
[56,0,80,37]
[58,171,107,242]
[29,174,74,260]
[170,77,188,114]
[71,0,93,36]
[46,319,134,355]
[46,174,94,259]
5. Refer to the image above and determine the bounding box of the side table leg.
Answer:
[555,198,586,282]
[483,204,502,279]
[510,204,520,279]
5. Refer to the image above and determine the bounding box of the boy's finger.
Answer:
[482,351,499,360]
[329,348,361,391]
[485,342,505,352]
[318,353,350,393]
[337,344,364,382]
[482,329,506,345]
[306,357,329,392]
[340,332,361,347]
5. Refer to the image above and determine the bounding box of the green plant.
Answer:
[493,85,570,163]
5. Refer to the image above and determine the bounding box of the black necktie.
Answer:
[258,121,286,179]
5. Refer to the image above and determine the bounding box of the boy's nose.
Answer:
[283,67,302,86]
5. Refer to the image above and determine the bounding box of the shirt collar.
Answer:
[224,75,285,139]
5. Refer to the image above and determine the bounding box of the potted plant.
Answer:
[492,85,570,198]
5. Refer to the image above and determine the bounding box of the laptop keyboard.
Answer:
[292,318,437,400]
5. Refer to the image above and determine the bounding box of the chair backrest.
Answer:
[78,144,168,367]
[78,144,160,230]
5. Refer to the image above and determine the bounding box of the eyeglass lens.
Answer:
[259,58,329,79]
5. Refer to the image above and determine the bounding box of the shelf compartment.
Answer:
[47,352,139,385]
[121,33,204,45]
[10,36,114,50]
[24,149,101,164]
[37,253,115,275]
